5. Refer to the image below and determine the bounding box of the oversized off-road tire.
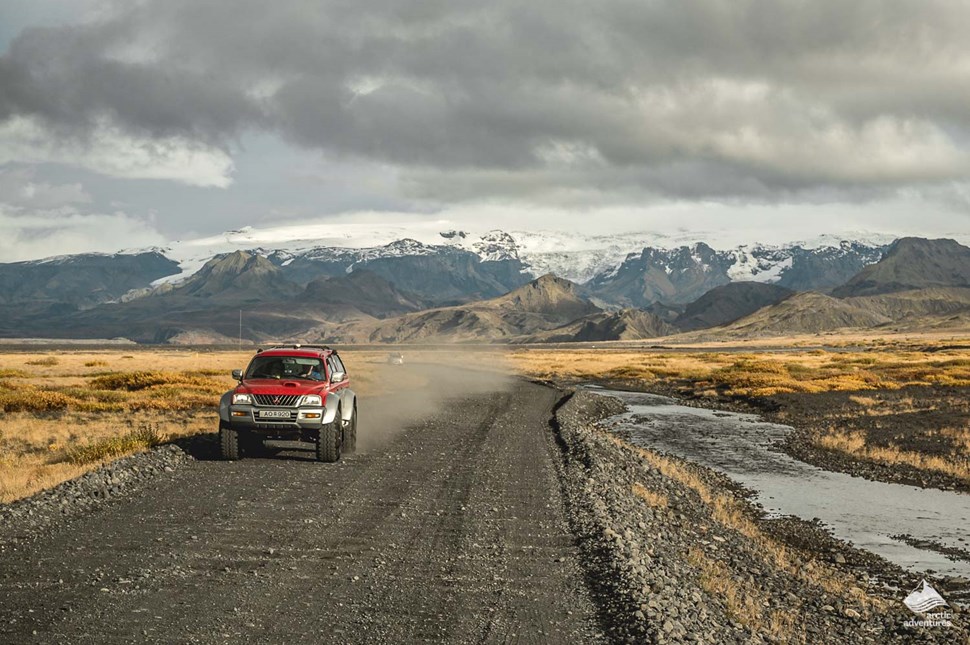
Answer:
[219,423,242,461]
[342,407,357,455]
[315,413,342,463]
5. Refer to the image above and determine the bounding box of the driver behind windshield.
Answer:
[299,362,324,380]
[247,357,323,380]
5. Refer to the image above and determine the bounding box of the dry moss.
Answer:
[510,346,970,396]
[63,424,167,466]
[0,388,80,412]
[816,430,970,484]
[25,356,59,366]
[90,371,221,392]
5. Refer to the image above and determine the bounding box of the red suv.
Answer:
[218,345,357,462]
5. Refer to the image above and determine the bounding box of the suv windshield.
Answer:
[245,356,325,381]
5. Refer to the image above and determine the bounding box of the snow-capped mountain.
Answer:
[130,223,906,299]
[142,221,905,289]
[584,240,890,307]
[1,223,968,343]
[6,221,951,319]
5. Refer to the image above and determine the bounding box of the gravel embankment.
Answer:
[0,443,191,547]
[553,390,966,644]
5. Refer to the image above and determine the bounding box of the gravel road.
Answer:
[0,368,605,644]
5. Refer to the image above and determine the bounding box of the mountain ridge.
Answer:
[832,237,970,297]
[0,233,968,343]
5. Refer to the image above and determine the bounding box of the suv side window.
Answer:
[333,354,346,374]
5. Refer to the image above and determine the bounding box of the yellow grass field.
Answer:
[3,336,968,502]
[508,344,970,396]
[0,348,429,502]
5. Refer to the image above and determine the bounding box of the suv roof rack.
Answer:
[256,343,331,354]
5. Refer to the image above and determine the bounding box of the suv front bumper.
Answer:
[227,405,327,432]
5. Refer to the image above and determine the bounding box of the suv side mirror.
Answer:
[232,369,243,381]
[330,370,346,383]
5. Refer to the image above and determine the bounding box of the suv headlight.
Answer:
[232,393,253,405]
[301,394,322,407]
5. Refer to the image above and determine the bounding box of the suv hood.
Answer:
[236,379,326,395]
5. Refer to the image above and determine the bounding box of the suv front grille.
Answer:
[252,394,301,407]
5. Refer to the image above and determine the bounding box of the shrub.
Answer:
[605,365,655,381]
[709,360,809,396]
[0,369,28,378]
[187,369,225,376]
[75,401,127,413]
[59,387,129,403]
[84,360,109,368]
[129,392,218,411]
[90,371,219,392]
[0,388,79,412]
[65,424,167,466]
[25,356,59,366]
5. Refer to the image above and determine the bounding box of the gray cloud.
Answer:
[0,166,90,208]
[2,0,970,202]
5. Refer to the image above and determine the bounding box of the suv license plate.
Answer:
[258,410,291,419]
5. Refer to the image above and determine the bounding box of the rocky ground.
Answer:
[1,368,966,643]
[0,370,606,644]
[0,443,191,545]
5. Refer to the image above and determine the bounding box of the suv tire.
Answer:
[342,406,357,454]
[316,411,342,463]
[220,422,242,461]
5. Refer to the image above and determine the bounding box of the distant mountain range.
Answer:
[0,229,967,343]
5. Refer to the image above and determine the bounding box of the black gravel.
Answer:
[0,375,605,644]
[0,443,190,547]
[1,374,965,643]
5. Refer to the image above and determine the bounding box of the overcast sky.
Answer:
[1,0,969,261]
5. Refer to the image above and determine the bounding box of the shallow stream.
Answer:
[594,387,970,580]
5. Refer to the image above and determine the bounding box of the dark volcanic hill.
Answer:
[832,238,970,297]
[674,282,794,331]
[491,274,600,323]
[704,292,893,337]
[525,308,677,343]
[22,251,314,343]
[339,274,601,343]
[303,270,426,318]
[173,251,301,301]
[687,287,970,339]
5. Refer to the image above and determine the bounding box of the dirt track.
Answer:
[0,368,605,643]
